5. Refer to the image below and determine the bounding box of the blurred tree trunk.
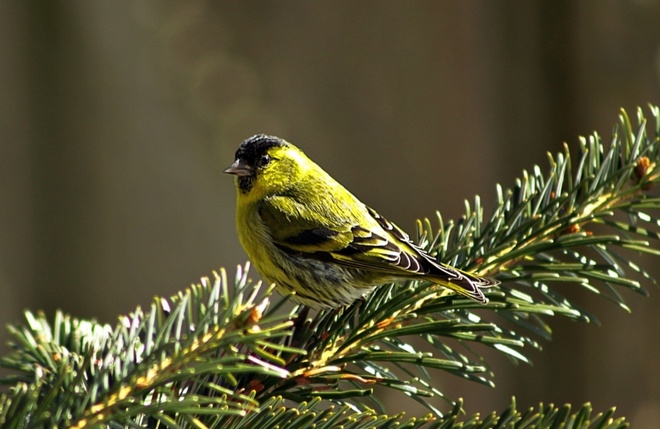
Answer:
[25,2,91,313]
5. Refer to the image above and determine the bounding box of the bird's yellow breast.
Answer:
[235,199,272,266]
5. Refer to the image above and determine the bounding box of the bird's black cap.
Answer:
[234,134,287,165]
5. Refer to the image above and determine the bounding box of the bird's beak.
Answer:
[224,159,253,176]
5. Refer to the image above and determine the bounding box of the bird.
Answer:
[224,134,498,309]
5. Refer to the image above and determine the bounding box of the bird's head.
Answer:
[224,134,313,200]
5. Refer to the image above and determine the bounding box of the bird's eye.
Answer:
[257,154,271,168]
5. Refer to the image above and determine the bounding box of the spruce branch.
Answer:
[1,267,303,428]
[1,105,658,427]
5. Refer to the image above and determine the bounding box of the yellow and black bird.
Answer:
[225,134,498,309]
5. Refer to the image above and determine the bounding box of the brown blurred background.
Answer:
[1,0,659,425]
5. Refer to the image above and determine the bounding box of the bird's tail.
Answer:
[430,265,499,304]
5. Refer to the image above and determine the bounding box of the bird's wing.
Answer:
[259,195,496,303]
[258,193,357,254]
[259,193,414,274]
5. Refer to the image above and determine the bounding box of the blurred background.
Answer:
[1,0,659,425]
